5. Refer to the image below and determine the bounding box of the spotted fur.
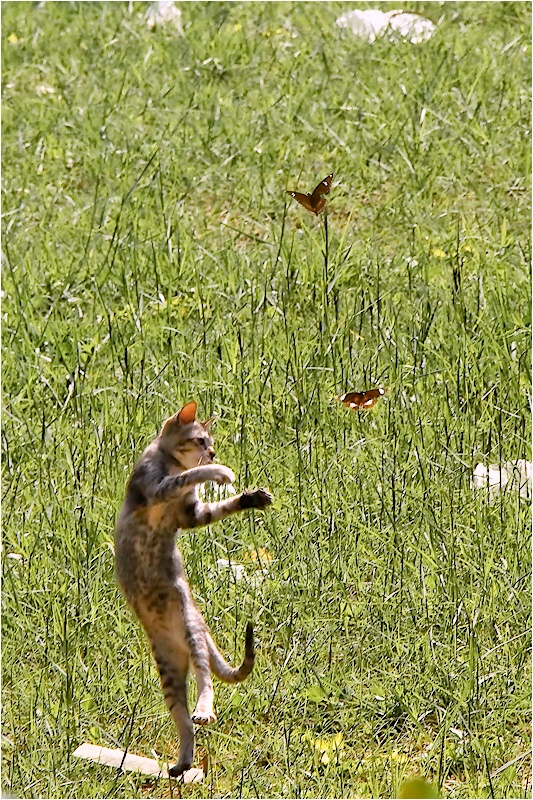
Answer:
[115,401,272,776]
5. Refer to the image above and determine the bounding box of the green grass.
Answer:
[2,2,531,797]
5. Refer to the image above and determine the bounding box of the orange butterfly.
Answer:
[337,388,386,410]
[286,173,333,215]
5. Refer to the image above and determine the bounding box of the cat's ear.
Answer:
[161,401,197,435]
[201,416,216,429]
[176,401,197,425]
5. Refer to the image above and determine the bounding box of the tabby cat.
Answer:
[115,401,273,776]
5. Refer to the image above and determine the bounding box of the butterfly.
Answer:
[286,173,333,215]
[337,388,386,410]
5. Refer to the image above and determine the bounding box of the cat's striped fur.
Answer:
[115,401,272,776]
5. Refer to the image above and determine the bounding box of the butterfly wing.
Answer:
[360,392,381,410]
[339,391,365,409]
[310,173,333,204]
[286,191,317,215]
[338,388,385,410]
[287,173,333,215]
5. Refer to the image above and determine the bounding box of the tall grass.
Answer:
[2,2,531,797]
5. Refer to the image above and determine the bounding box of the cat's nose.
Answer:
[207,447,215,460]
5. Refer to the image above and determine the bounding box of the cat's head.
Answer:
[158,401,215,469]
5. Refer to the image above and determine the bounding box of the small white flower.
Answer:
[36,84,55,96]
[248,568,269,589]
[449,727,466,740]
[214,559,247,582]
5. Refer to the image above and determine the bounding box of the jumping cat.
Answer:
[115,400,273,776]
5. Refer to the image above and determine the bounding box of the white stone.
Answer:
[146,1,184,33]
[335,9,436,44]
[471,459,531,499]
[73,743,203,782]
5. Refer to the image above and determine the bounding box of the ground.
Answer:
[2,2,531,798]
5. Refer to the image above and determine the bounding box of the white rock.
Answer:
[335,9,395,42]
[146,1,183,33]
[471,459,531,499]
[73,743,203,782]
[335,9,436,44]
[387,11,436,44]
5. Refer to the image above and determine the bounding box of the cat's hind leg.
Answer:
[149,634,195,776]
[181,609,216,725]
[189,634,216,725]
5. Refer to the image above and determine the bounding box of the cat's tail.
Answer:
[207,622,255,683]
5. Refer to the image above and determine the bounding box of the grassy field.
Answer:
[2,2,531,797]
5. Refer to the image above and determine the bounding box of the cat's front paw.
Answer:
[191,709,217,725]
[210,466,235,485]
[240,488,273,510]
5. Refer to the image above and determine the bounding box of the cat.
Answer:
[115,400,273,776]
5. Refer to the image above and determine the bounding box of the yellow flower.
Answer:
[304,731,344,765]
[248,547,273,564]
[432,248,446,259]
